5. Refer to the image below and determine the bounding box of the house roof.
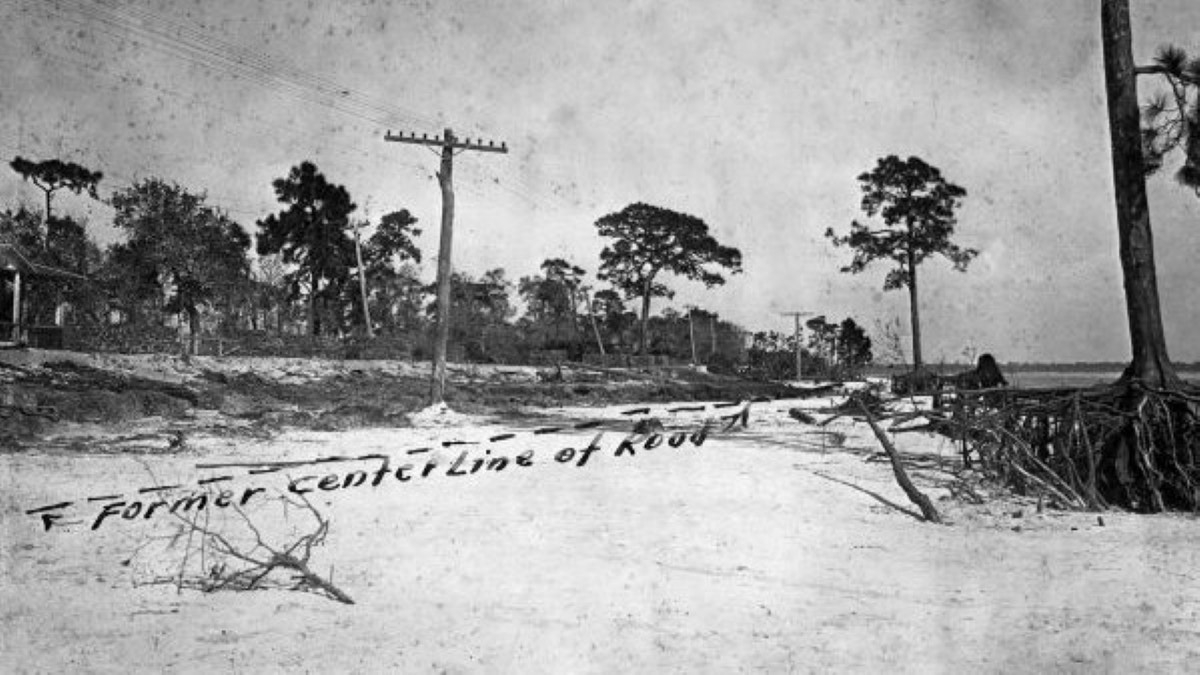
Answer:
[0,239,88,281]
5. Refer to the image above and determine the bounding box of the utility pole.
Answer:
[384,128,508,405]
[780,311,812,381]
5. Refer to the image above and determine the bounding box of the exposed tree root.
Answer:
[924,382,1200,512]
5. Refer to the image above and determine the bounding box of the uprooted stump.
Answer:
[938,382,1200,512]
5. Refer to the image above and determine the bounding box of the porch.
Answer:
[1,241,85,349]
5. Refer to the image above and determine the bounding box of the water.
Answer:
[1005,370,1200,389]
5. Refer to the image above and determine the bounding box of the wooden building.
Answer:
[0,239,86,348]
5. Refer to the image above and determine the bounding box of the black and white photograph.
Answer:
[2,0,1199,672]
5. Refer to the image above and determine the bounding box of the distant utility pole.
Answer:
[384,128,508,405]
[780,311,813,380]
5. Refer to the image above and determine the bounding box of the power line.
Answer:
[60,0,571,210]
[14,0,577,215]
[53,0,438,130]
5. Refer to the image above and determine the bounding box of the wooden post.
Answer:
[431,128,456,404]
[780,311,812,380]
[384,128,508,405]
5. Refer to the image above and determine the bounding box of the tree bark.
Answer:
[638,276,653,356]
[585,291,606,356]
[430,129,456,404]
[567,284,582,356]
[861,403,942,524]
[907,250,923,369]
[709,314,717,357]
[187,306,200,356]
[43,188,52,235]
[1101,0,1180,387]
[353,226,373,338]
[308,270,319,337]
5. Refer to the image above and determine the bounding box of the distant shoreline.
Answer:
[867,362,1200,374]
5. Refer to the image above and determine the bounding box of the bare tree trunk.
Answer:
[42,188,52,240]
[709,314,717,358]
[688,309,697,365]
[353,225,374,338]
[639,277,652,356]
[567,284,582,356]
[1101,0,1180,387]
[861,404,942,524]
[907,251,923,370]
[308,271,318,337]
[586,296,606,356]
[188,306,200,356]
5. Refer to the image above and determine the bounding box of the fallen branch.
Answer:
[859,402,943,524]
[132,485,354,605]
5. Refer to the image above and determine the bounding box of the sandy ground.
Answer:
[3,391,1200,673]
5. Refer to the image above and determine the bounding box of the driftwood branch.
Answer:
[133,486,354,605]
[859,402,943,524]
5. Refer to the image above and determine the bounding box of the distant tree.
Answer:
[596,203,742,354]
[256,161,356,336]
[519,258,585,348]
[369,262,425,335]
[747,330,806,380]
[102,239,162,326]
[590,288,634,351]
[825,155,977,369]
[0,207,42,251]
[543,258,586,346]
[428,268,513,361]
[9,156,102,225]
[837,317,873,376]
[358,209,422,333]
[366,209,422,268]
[1139,44,1200,196]
[804,315,838,373]
[252,254,293,334]
[44,216,94,275]
[110,179,251,353]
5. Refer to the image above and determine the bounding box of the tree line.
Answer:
[3,157,841,371]
[9,17,1187,380]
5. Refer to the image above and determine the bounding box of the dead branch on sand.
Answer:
[858,402,943,524]
[134,488,354,605]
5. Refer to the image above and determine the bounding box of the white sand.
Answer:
[3,392,1200,672]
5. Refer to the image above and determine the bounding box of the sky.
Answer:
[1,0,1198,364]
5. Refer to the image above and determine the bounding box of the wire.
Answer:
[9,0,577,214]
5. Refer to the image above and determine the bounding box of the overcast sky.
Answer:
[1,0,1197,363]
